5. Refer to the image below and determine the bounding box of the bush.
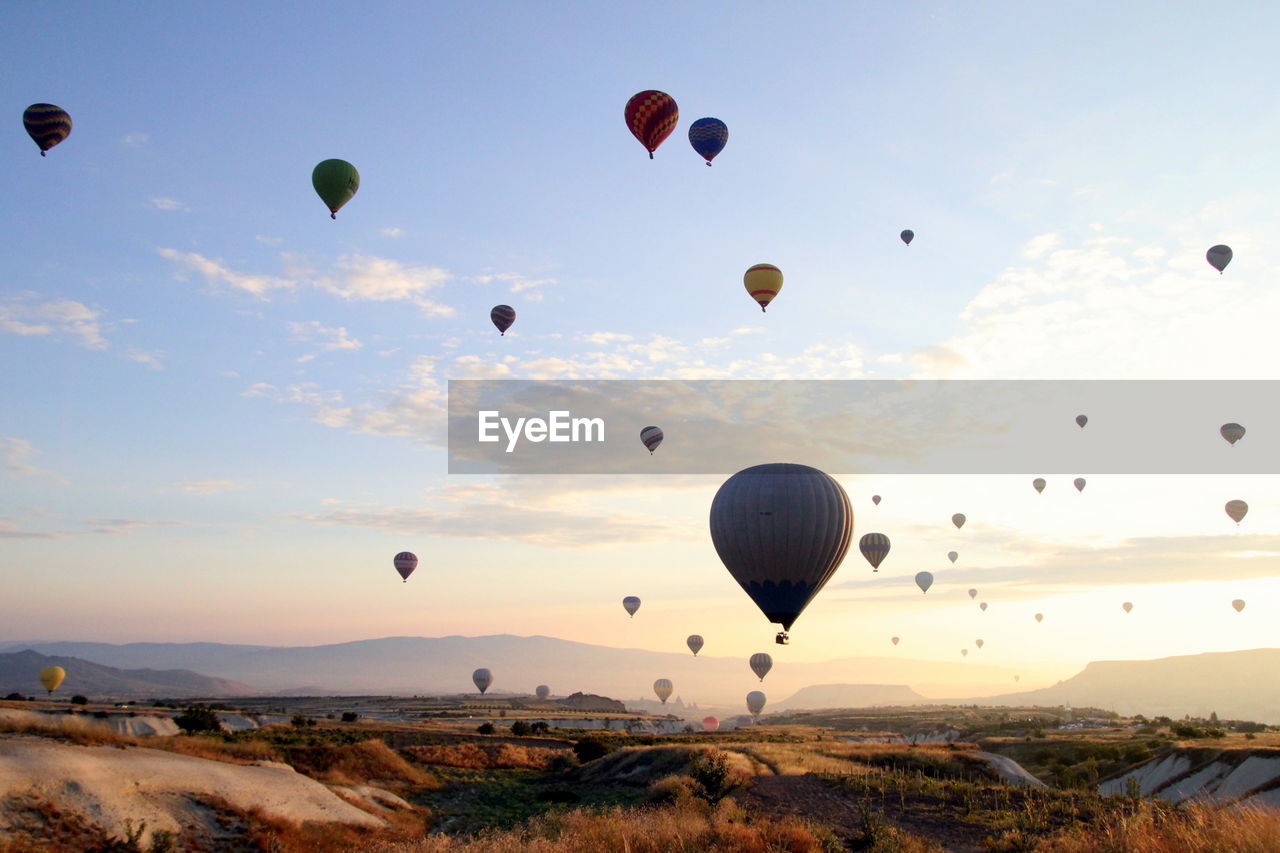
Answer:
[71,695,89,705]
[572,735,616,763]
[511,720,532,736]
[4,692,25,701]
[174,706,224,734]
[476,722,495,734]
[340,712,359,723]
[291,714,317,728]
[687,749,739,804]
[531,721,550,735]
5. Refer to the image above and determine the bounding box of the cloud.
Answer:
[87,518,183,536]
[121,132,149,147]
[0,438,66,483]
[157,249,294,299]
[150,197,187,212]
[316,255,453,315]
[0,294,108,349]
[1022,232,1062,259]
[474,272,557,302]
[175,479,241,495]
[0,518,65,539]
[123,348,164,370]
[288,320,362,352]
[381,227,403,238]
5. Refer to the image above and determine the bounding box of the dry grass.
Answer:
[404,742,564,771]
[0,713,140,748]
[369,799,836,853]
[1032,801,1280,852]
[285,738,440,788]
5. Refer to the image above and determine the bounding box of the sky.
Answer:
[4,2,1280,690]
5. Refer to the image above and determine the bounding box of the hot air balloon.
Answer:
[1076,415,1088,428]
[749,652,773,682]
[312,159,359,219]
[1074,478,1086,492]
[947,551,958,564]
[1206,245,1233,274]
[702,716,720,732]
[688,117,728,165]
[687,634,704,656]
[968,588,978,600]
[653,678,673,704]
[1033,478,1046,494]
[536,685,551,700]
[915,571,934,594]
[640,426,664,454]
[1122,602,1133,614]
[1226,500,1248,524]
[743,264,783,312]
[900,230,914,246]
[952,513,966,529]
[975,639,984,649]
[23,104,71,156]
[623,596,641,617]
[872,495,881,506]
[1014,675,1020,683]
[472,668,493,694]
[980,602,988,612]
[746,690,766,717]
[393,552,418,583]
[1232,599,1246,613]
[490,305,516,335]
[710,463,853,644]
[624,90,678,159]
[1221,423,1246,446]
[38,665,65,695]
[960,649,968,657]
[860,533,890,572]
[891,636,900,646]
[1034,613,1044,623]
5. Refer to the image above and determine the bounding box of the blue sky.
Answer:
[4,2,1280,689]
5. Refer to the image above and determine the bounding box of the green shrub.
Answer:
[174,706,223,734]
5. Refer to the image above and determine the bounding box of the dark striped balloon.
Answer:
[624,90,679,159]
[23,104,72,156]
[859,532,890,571]
[640,425,664,454]
[688,117,728,165]
[393,551,417,583]
[490,304,516,335]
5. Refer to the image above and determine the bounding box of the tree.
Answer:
[174,706,223,734]
[71,695,89,705]
[510,720,531,736]
[477,722,495,734]
[341,712,359,723]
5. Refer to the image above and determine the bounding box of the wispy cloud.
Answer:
[175,479,241,495]
[381,227,403,238]
[150,197,187,212]
[0,294,108,349]
[121,132,149,147]
[157,249,294,299]
[0,438,67,483]
[474,272,556,302]
[288,320,362,352]
[87,518,183,536]
[0,518,66,539]
[123,348,164,370]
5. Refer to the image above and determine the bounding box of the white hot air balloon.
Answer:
[749,652,773,681]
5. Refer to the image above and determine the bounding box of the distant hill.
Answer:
[0,650,255,699]
[773,683,926,712]
[969,648,1280,724]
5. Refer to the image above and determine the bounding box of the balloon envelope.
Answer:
[702,716,720,732]
[915,571,934,594]
[872,495,881,506]
[640,426,664,454]
[623,596,641,617]
[743,264,783,312]
[746,690,766,716]
[952,513,966,529]
[961,649,968,657]
[749,652,773,681]
[1076,415,1088,428]
[535,685,550,700]
[490,305,516,335]
[975,639,984,649]
[980,602,988,612]
[947,551,958,564]
[625,90,678,158]
[472,668,493,694]
[23,104,71,155]
[393,552,418,582]
[1074,478,1086,492]
[653,678,673,703]
[1232,599,1246,613]
[1226,500,1248,524]
[1033,478,1046,494]
[860,533,890,570]
[38,665,65,693]
[1206,244,1233,273]
[709,463,853,632]
[968,588,978,599]
[1221,423,1245,446]
[891,636,899,645]
[312,159,359,218]
[1035,613,1044,623]
[1122,602,1133,614]
[687,634,704,656]
[900,230,914,245]
[688,117,728,165]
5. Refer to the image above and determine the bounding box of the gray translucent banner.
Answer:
[447,380,1276,474]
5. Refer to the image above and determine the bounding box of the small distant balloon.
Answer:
[38,665,65,694]
[1033,478,1046,494]
[472,668,493,694]
[490,305,516,335]
[23,104,72,156]
[623,596,641,617]
[702,716,720,733]
[1074,478,1087,492]
[900,230,914,246]
[1232,599,1246,613]
[393,552,418,583]
[640,426,664,454]
[535,684,551,700]
[1014,675,1021,683]
[743,264,783,312]
[625,90,679,159]
[749,652,773,682]
[891,636,900,646]
[915,571,934,594]
[947,551,958,564]
[1221,423,1246,446]
[872,495,881,506]
[746,690,766,716]
[968,589,978,600]
[1122,602,1133,614]
[653,678,674,703]
[975,639,984,649]
[1206,244,1233,274]
[688,117,728,165]
[980,602,988,612]
[961,649,968,657]
[1076,415,1088,429]
[952,513,966,529]
[312,159,360,219]
[860,533,890,571]
[1035,613,1044,623]
[687,634,704,656]
[1225,500,1248,525]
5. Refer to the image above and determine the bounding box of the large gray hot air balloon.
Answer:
[710,463,853,644]
[472,668,493,694]
[623,596,641,617]
[1221,423,1246,446]
[746,690,766,717]
[1206,244,1232,273]
[952,513,966,529]
[535,684,551,699]
[687,634,704,656]
[1033,478,1046,494]
[749,652,773,681]
[1226,500,1248,525]
[653,678,673,704]
[915,571,934,594]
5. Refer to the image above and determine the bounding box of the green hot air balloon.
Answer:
[312,159,360,219]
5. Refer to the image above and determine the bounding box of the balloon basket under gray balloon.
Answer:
[775,632,789,645]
